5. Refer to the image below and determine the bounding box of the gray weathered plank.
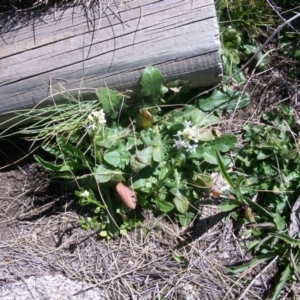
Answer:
[0,0,222,122]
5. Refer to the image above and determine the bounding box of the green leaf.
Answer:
[96,127,125,149]
[190,109,220,127]
[233,176,244,201]
[172,191,189,214]
[153,198,174,213]
[215,150,235,190]
[56,137,90,166]
[126,136,141,150]
[136,146,153,166]
[219,200,242,212]
[140,66,168,103]
[96,87,123,116]
[271,263,292,300]
[197,130,215,141]
[152,130,164,163]
[248,240,260,250]
[172,251,183,263]
[34,154,86,173]
[257,150,272,160]
[130,155,147,173]
[203,147,218,164]
[93,165,113,183]
[211,134,238,152]
[178,212,195,227]
[243,197,274,223]
[193,173,213,189]
[132,178,147,190]
[42,144,63,159]
[270,233,300,247]
[158,166,169,181]
[104,150,130,169]
[34,155,71,172]
[228,252,276,274]
[198,89,250,113]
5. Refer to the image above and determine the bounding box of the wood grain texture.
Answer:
[0,0,222,121]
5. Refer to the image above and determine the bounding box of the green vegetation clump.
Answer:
[1,0,300,298]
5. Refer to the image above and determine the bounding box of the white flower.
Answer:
[81,190,90,198]
[183,120,192,128]
[174,139,188,149]
[83,123,97,132]
[187,144,197,153]
[87,109,106,130]
[182,126,199,143]
[90,123,97,131]
[173,120,201,152]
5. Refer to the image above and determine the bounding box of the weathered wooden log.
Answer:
[0,0,222,124]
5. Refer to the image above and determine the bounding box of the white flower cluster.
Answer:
[173,121,199,153]
[81,190,90,198]
[85,109,106,132]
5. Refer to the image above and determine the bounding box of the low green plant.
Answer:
[2,66,237,238]
[216,0,278,82]
[217,105,300,299]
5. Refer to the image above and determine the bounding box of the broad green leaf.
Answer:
[132,178,147,190]
[198,130,215,142]
[257,150,272,160]
[130,155,147,173]
[140,66,168,103]
[96,87,123,116]
[228,50,240,64]
[172,192,189,214]
[242,44,259,55]
[203,146,218,164]
[96,127,121,148]
[158,166,169,181]
[219,200,242,212]
[152,131,164,163]
[42,144,63,159]
[190,109,220,127]
[125,137,141,150]
[104,150,129,169]
[211,134,238,152]
[56,137,89,166]
[178,212,195,227]
[198,89,250,113]
[153,198,174,213]
[136,146,153,166]
[93,165,113,183]
[193,173,213,189]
